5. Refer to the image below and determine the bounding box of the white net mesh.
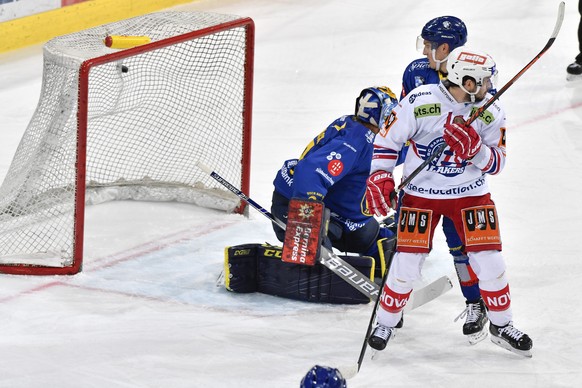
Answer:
[0,12,252,272]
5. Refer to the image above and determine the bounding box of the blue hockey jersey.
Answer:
[273,115,376,232]
[400,58,443,100]
[401,57,497,101]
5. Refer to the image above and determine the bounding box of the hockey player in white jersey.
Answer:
[401,16,489,344]
[365,46,533,357]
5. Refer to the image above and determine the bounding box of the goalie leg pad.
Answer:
[223,244,259,293]
[224,243,373,304]
[258,245,373,304]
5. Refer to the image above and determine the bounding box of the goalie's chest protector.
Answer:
[274,116,375,224]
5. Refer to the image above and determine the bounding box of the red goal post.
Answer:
[0,12,254,275]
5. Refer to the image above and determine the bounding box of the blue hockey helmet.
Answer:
[420,16,467,51]
[300,365,347,388]
[355,86,398,129]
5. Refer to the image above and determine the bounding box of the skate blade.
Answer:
[566,73,582,82]
[467,328,488,345]
[368,330,395,360]
[490,336,533,358]
[215,270,225,287]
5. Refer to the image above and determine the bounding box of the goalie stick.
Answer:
[197,162,451,308]
[397,1,565,192]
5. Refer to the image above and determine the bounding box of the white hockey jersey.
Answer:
[371,82,506,200]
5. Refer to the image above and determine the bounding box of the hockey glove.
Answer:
[443,122,482,160]
[281,198,328,266]
[366,170,396,217]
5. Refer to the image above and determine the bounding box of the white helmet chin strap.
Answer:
[459,84,478,103]
[431,49,450,73]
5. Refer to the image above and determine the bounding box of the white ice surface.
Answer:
[1,0,582,387]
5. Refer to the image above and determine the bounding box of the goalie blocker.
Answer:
[224,241,389,304]
[281,198,329,266]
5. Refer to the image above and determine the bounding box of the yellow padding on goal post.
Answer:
[104,35,151,49]
[0,0,194,53]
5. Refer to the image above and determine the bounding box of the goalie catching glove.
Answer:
[366,170,396,217]
[443,121,482,160]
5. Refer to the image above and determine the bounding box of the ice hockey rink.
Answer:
[1,0,581,386]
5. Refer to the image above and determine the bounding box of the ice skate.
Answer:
[368,324,396,351]
[489,322,533,358]
[455,298,488,344]
[395,315,404,329]
[566,60,582,81]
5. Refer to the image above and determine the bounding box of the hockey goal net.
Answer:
[0,12,254,275]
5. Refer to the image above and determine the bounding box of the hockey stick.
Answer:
[403,275,453,312]
[354,239,395,376]
[397,1,565,192]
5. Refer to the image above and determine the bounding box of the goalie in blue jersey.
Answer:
[271,86,399,279]
[224,87,400,306]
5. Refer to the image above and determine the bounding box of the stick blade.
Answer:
[404,275,453,312]
[337,363,359,379]
[551,2,565,39]
[195,161,213,175]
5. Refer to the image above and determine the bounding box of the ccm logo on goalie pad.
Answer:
[397,207,432,250]
[462,205,501,248]
[263,248,282,258]
[233,248,252,256]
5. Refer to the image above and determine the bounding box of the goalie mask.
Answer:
[355,86,398,129]
[446,46,498,99]
[300,365,347,388]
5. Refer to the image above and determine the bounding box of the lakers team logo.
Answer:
[422,138,466,177]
